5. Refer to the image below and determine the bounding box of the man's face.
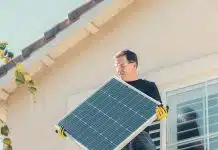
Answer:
[115,55,136,76]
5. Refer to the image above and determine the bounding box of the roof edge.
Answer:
[0,0,104,78]
[0,0,136,102]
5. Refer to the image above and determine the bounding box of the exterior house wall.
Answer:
[4,0,218,149]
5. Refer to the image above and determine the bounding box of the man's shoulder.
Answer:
[140,79,156,86]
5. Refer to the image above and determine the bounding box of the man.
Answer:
[114,49,167,150]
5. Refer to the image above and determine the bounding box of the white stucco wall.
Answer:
[4,0,218,149]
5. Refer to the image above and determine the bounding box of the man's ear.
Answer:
[134,63,137,68]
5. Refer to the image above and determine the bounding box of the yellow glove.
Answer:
[155,104,169,120]
[55,126,67,138]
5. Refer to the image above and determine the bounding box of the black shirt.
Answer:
[125,79,162,133]
[126,79,162,103]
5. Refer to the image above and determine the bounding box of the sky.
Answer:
[0,0,87,57]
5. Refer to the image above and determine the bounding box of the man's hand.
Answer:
[55,125,67,139]
[155,104,169,120]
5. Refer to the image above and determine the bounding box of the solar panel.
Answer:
[56,77,161,150]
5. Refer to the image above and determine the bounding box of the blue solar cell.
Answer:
[116,109,135,124]
[79,127,96,145]
[92,137,114,150]
[105,122,126,142]
[108,104,127,121]
[114,129,132,144]
[89,134,108,149]
[73,102,93,118]
[104,143,117,150]
[57,77,158,150]
[82,111,101,125]
[123,113,146,132]
[97,118,115,133]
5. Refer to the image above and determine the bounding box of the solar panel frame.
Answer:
[56,76,161,150]
[112,76,161,150]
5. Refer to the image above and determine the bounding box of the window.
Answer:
[166,78,218,150]
[149,121,161,150]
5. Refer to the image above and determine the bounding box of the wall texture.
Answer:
[5,0,218,149]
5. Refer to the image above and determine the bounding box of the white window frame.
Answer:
[160,76,218,150]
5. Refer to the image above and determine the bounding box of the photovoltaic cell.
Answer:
[57,77,159,150]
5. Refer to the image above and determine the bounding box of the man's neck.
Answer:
[121,73,139,82]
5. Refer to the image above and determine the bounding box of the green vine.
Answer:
[0,41,40,148]
[0,41,37,95]
[0,119,12,150]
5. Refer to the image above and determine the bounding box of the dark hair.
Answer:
[115,49,138,67]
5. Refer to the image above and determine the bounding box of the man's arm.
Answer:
[150,82,169,120]
[150,82,162,103]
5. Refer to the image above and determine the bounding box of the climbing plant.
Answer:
[0,41,39,149]
[0,119,12,150]
[15,63,37,95]
[0,41,14,64]
[0,41,39,148]
[0,41,37,95]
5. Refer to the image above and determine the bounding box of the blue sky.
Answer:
[0,0,87,56]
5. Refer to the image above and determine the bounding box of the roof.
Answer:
[0,0,136,101]
[0,0,104,78]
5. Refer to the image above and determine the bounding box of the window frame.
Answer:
[160,76,218,150]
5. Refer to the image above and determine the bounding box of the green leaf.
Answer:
[5,145,13,150]
[4,50,8,56]
[7,52,14,59]
[3,138,11,145]
[0,42,8,50]
[27,80,35,86]
[15,79,25,86]
[15,70,25,83]
[1,125,9,136]
[28,86,37,94]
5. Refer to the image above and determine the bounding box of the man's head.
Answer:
[114,49,138,78]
